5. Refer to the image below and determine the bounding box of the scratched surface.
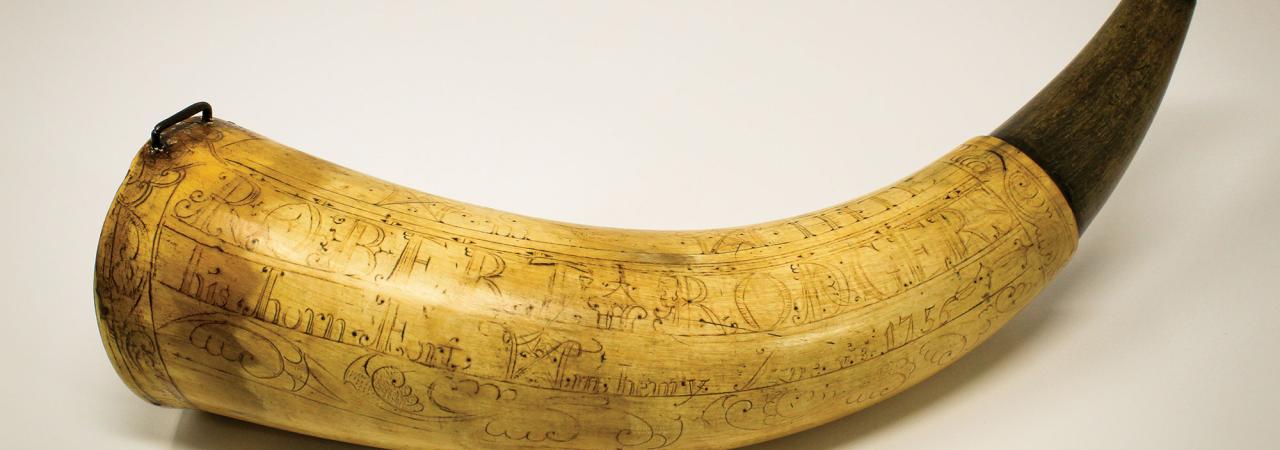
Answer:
[93,119,1077,449]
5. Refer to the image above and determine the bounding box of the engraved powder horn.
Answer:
[94,0,1194,448]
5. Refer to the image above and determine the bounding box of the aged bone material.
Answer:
[93,0,1194,448]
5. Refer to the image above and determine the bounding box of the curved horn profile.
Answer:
[994,0,1195,231]
[93,1,1194,448]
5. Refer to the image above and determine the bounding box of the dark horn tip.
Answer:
[991,0,1196,233]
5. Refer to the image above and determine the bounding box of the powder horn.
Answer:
[94,0,1195,447]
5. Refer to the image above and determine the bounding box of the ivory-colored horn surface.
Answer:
[95,119,1075,449]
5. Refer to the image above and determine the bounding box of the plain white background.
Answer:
[2,0,1278,448]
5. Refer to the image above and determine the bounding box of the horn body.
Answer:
[93,0,1194,447]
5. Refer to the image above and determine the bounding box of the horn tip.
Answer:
[992,0,1196,233]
